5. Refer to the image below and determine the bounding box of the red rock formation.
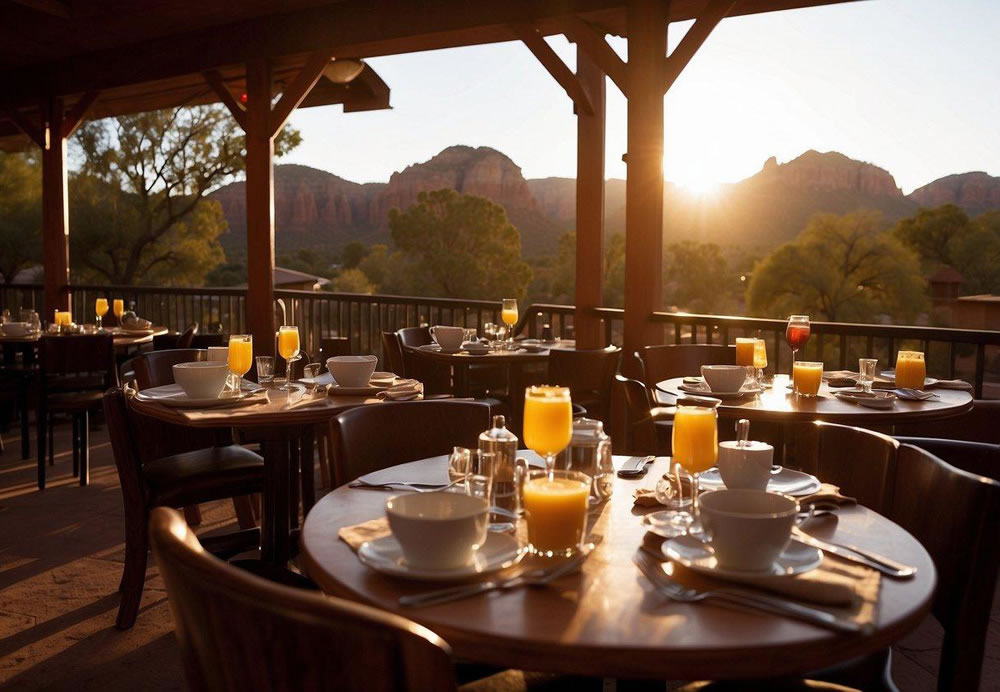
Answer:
[750,150,903,198]
[908,172,1000,212]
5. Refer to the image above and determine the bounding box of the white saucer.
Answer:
[834,389,896,409]
[135,383,265,409]
[357,532,525,581]
[678,382,763,400]
[663,534,822,579]
[699,467,821,496]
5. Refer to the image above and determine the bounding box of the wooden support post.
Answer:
[41,96,70,317]
[663,0,735,92]
[512,24,594,116]
[574,46,606,349]
[623,0,668,364]
[244,58,276,356]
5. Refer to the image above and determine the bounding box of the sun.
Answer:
[665,158,721,198]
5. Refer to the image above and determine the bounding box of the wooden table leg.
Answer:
[261,433,292,565]
[18,376,29,460]
[300,427,316,516]
[453,363,470,398]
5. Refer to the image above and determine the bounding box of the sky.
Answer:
[283,0,1000,195]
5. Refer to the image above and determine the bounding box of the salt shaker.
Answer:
[478,415,519,513]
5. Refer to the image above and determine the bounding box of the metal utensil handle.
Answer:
[807,534,917,575]
[712,589,866,634]
[794,530,916,579]
[400,579,506,607]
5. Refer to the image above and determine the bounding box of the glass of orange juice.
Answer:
[666,399,719,535]
[276,325,301,390]
[523,385,573,473]
[501,298,518,351]
[735,338,756,367]
[95,298,108,328]
[522,469,591,557]
[752,338,768,388]
[113,299,124,328]
[895,351,926,390]
[792,361,823,397]
[228,335,253,395]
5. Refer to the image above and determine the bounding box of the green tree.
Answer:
[539,230,625,307]
[340,241,369,269]
[0,152,41,283]
[69,106,300,285]
[894,204,972,268]
[664,241,738,314]
[949,211,1000,294]
[388,189,531,299]
[331,267,374,293]
[748,210,929,322]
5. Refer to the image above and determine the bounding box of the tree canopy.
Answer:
[388,189,532,299]
[747,210,928,322]
[0,152,41,283]
[664,241,740,314]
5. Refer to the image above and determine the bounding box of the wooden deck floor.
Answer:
[0,421,996,690]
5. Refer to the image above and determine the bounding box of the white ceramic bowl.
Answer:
[699,489,798,572]
[172,361,230,399]
[430,325,464,351]
[326,355,377,387]
[1,322,30,337]
[701,365,748,393]
[385,492,490,569]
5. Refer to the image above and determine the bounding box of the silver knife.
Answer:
[617,455,655,477]
[793,527,917,579]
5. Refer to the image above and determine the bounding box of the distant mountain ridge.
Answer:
[209,147,1000,257]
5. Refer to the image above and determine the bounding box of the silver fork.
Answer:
[348,478,462,493]
[399,552,586,607]
[633,552,868,634]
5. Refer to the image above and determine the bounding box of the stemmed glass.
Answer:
[227,335,253,395]
[785,315,811,371]
[523,386,573,473]
[752,338,768,388]
[665,399,719,536]
[95,298,109,330]
[501,299,518,351]
[277,325,301,391]
[113,299,124,329]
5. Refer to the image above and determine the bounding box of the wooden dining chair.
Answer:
[614,375,673,456]
[134,348,206,388]
[37,333,117,489]
[892,399,1000,445]
[176,322,199,349]
[547,346,620,424]
[793,421,899,515]
[321,336,351,359]
[635,344,736,388]
[103,387,265,629]
[381,331,406,376]
[328,400,493,487]
[396,327,452,396]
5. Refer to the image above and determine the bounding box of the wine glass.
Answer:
[785,315,811,371]
[501,299,518,350]
[228,335,253,395]
[666,399,719,535]
[95,298,109,329]
[523,386,573,473]
[277,325,301,391]
[113,299,124,328]
[483,322,498,349]
[752,338,768,388]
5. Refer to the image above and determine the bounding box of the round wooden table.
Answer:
[656,376,974,426]
[301,456,936,680]
[403,342,562,398]
[131,387,378,564]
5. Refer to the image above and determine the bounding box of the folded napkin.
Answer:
[926,378,973,392]
[893,388,938,401]
[635,479,853,509]
[377,379,423,401]
[338,517,391,551]
[642,532,879,623]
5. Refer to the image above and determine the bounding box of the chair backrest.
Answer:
[637,344,735,387]
[548,346,620,423]
[321,336,351,359]
[893,437,999,481]
[39,333,117,389]
[134,349,206,390]
[149,507,458,692]
[176,323,200,349]
[614,374,661,455]
[892,400,1000,445]
[190,333,225,349]
[103,387,146,524]
[891,444,1000,692]
[329,400,492,486]
[397,327,432,348]
[794,421,899,514]
[381,331,406,377]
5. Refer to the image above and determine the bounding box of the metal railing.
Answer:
[3,283,997,397]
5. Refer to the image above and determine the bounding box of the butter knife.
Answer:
[793,527,917,579]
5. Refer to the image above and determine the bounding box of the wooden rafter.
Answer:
[9,0,71,19]
[61,90,98,138]
[560,15,628,97]
[511,23,594,116]
[6,108,44,147]
[268,51,333,136]
[202,70,247,130]
[663,0,736,92]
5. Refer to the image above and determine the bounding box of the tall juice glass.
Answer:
[113,299,124,328]
[895,351,926,389]
[95,298,108,327]
[501,298,518,350]
[523,385,573,473]
[522,469,591,557]
[277,325,301,390]
[228,335,253,395]
[735,338,756,367]
[792,361,823,397]
[668,400,718,535]
[752,338,768,387]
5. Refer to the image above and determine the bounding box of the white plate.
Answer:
[135,383,265,409]
[880,371,938,388]
[663,534,822,579]
[419,344,461,354]
[699,467,821,496]
[678,382,762,400]
[834,389,896,409]
[357,531,525,581]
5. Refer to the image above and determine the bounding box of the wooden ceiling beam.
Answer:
[5,108,43,147]
[202,69,247,130]
[60,90,98,138]
[511,22,594,116]
[560,15,628,97]
[268,50,333,137]
[663,0,736,93]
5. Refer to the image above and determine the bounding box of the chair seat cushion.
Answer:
[143,445,264,507]
[46,390,105,411]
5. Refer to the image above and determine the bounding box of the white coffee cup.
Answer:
[717,440,774,491]
[701,365,748,393]
[172,361,230,399]
[699,489,798,572]
[429,325,464,352]
[385,492,489,570]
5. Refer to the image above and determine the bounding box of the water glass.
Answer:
[463,328,478,343]
[303,362,322,380]
[256,356,275,385]
[448,446,471,483]
[466,450,497,506]
[858,358,878,393]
